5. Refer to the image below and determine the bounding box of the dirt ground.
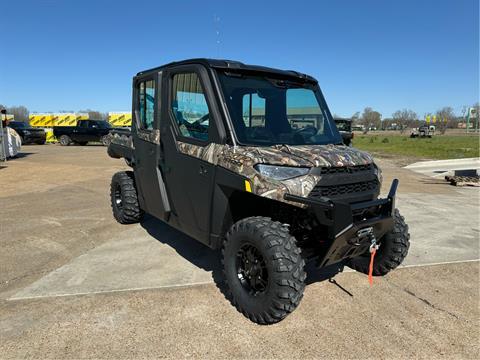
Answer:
[0,144,479,359]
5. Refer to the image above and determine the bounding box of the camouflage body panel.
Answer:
[110,131,134,149]
[137,129,161,144]
[177,141,373,206]
[110,129,161,148]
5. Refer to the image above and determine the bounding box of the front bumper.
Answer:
[284,179,398,268]
[24,132,46,143]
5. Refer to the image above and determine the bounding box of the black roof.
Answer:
[136,58,317,83]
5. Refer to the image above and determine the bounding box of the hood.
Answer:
[176,140,375,206]
[10,126,44,133]
[236,144,373,168]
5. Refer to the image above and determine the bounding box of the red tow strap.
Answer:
[368,247,376,286]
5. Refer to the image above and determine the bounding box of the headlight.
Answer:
[254,164,310,181]
[373,163,383,184]
[23,130,30,135]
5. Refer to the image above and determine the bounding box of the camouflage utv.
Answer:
[108,59,410,324]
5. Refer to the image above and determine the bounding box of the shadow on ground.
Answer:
[140,214,346,298]
[141,214,220,273]
[419,179,451,186]
[10,152,35,159]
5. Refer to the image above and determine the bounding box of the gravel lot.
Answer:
[0,144,479,359]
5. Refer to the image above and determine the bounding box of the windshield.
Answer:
[9,122,28,129]
[218,72,342,146]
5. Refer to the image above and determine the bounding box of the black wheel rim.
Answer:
[236,243,268,296]
[114,184,122,209]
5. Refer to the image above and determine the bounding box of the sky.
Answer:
[0,0,478,118]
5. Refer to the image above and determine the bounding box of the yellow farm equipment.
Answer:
[53,113,78,126]
[29,114,53,127]
[108,112,132,127]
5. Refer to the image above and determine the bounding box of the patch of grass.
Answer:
[353,135,480,160]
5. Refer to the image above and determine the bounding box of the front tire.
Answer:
[222,217,306,324]
[347,209,410,276]
[59,135,71,146]
[110,171,143,224]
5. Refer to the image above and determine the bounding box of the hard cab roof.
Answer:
[136,58,318,83]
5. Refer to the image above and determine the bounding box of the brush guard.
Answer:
[284,179,399,268]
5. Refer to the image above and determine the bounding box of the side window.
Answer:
[242,93,266,127]
[171,72,209,142]
[138,79,155,130]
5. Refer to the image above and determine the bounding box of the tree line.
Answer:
[339,103,479,134]
[1,102,478,135]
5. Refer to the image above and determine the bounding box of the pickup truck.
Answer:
[8,121,46,144]
[54,120,112,146]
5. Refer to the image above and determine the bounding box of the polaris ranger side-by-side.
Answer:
[108,59,410,324]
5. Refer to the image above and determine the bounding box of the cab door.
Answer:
[85,121,99,142]
[72,121,88,142]
[160,66,223,245]
[132,72,170,221]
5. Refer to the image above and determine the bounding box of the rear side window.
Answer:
[171,72,210,142]
[138,79,155,130]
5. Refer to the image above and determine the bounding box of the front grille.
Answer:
[319,164,373,175]
[309,163,379,203]
[309,179,379,198]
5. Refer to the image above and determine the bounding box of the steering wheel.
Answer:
[187,113,209,130]
[250,126,275,141]
[294,125,317,138]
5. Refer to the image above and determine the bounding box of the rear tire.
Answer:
[110,171,143,224]
[59,135,71,146]
[347,209,410,276]
[222,217,306,324]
